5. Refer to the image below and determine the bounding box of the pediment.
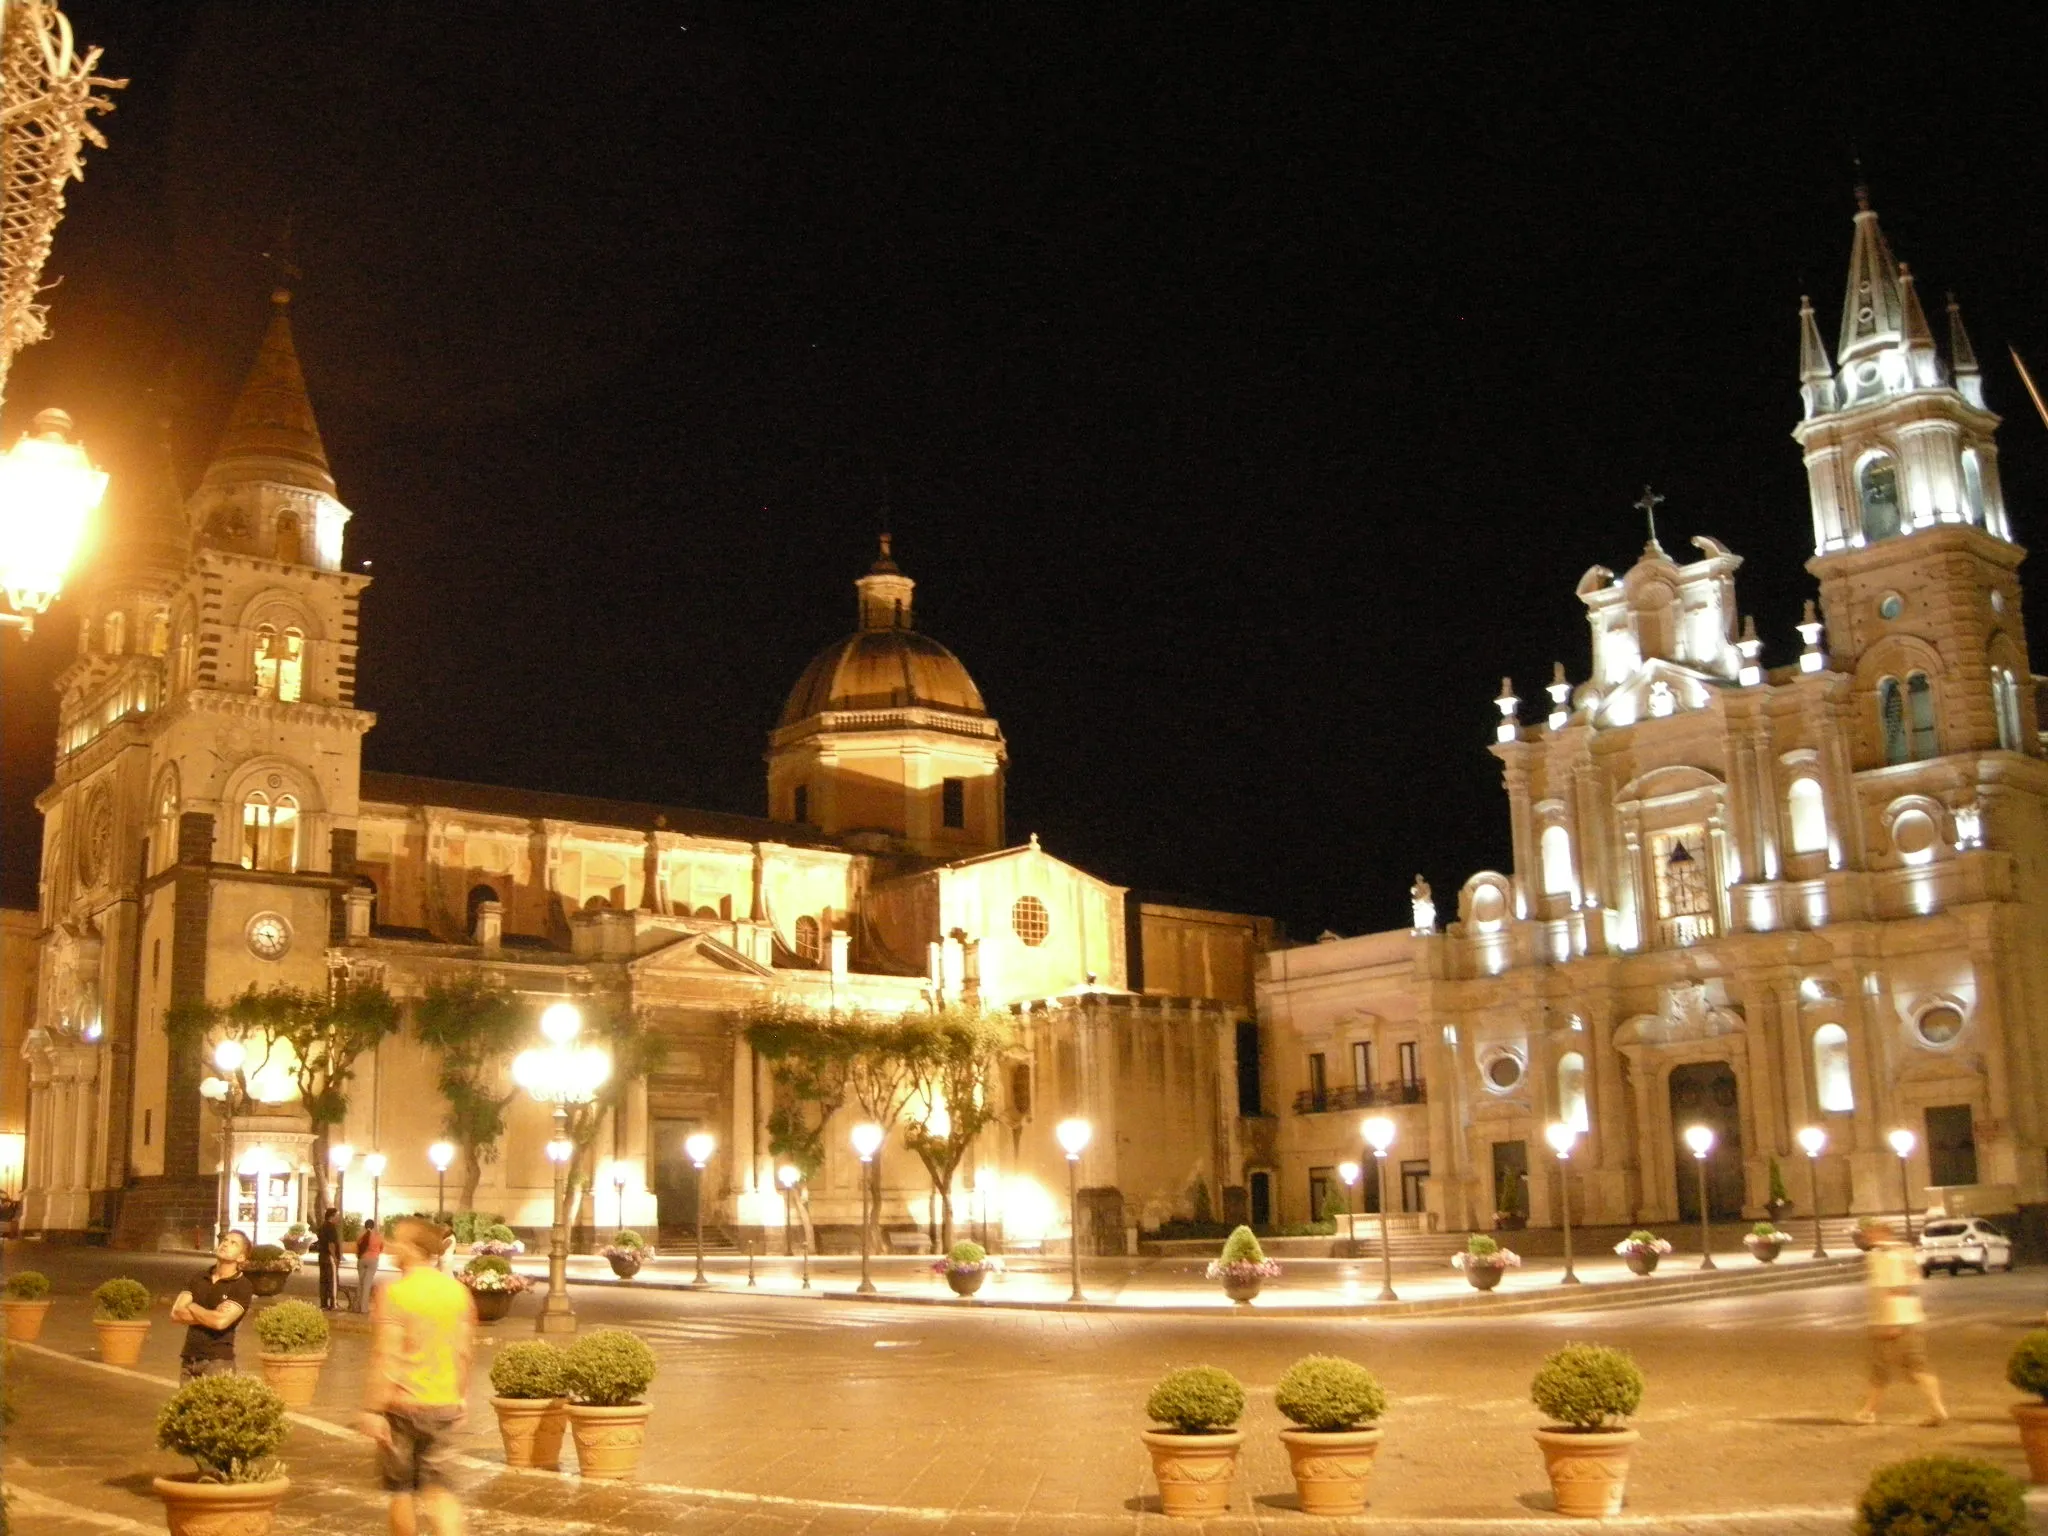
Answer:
[627,931,775,979]
[1594,659,1723,730]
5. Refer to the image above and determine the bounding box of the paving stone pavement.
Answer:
[8,1245,2048,1533]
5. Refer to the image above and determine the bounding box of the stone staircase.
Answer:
[653,1226,740,1258]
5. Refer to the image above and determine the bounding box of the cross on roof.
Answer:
[1634,485,1665,550]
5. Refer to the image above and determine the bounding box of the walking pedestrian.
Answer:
[355,1216,385,1314]
[362,1216,473,1536]
[1853,1219,1948,1426]
[317,1207,342,1309]
[169,1230,254,1382]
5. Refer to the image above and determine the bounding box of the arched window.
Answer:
[1878,678,1909,765]
[793,914,822,963]
[1539,824,1574,897]
[241,792,299,872]
[253,625,305,703]
[274,512,301,564]
[1556,1051,1589,1133]
[466,884,500,935]
[1859,455,1902,542]
[1994,667,2023,752]
[1812,1023,1854,1112]
[103,610,125,655]
[1961,450,1986,527]
[1787,778,1829,855]
[1906,672,1937,759]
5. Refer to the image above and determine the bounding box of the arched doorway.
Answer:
[1669,1061,1744,1221]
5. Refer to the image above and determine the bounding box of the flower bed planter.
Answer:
[1279,1426,1382,1514]
[1141,1429,1242,1516]
[249,1269,290,1297]
[568,1403,650,1479]
[1465,1263,1503,1291]
[1534,1427,1638,1516]
[2012,1402,2048,1483]
[1222,1274,1263,1305]
[605,1253,642,1281]
[153,1472,292,1536]
[946,1268,986,1297]
[493,1396,568,1470]
[473,1289,514,1323]
[2,1299,50,1341]
[258,1351,327,1408]
[1625,1251,1659,1276]
[1749,1239,1783,1264]
[95,1318,150,1366]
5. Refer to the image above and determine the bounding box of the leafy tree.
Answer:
[901,1007,1013,1247]
[414,977,529,1210]
[560,1004,670,1231]
[744,1000,859,1182]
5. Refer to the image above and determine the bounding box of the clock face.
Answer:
[247,913,292,961]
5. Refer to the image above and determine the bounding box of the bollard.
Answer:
[747,1240,757,1287]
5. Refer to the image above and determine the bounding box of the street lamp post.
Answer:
[1683,1125,1716,1269]
[851,1123,884,1294]
[1888,1128,1919,1244]
[1796,1126,1828,1258]
[1056,1118,1091,1303]
[685,1132,716,1288]
[511,1001,612,1335]
[200,1037,250,1239]
[328,1142,355,1222]
[611,1164,628,1240]
[427,1141,455,1222]
[777,1163,806,1280]
[1361,1116,1398,1301]
[1546,1122,1581,1285]
[974,1165,998,1252]
[0,410,108,637]
[364,1152,387,1226]
[1336,1160,1360,1260]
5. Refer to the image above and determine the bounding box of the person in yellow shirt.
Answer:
[1853,1220,1947,1427]
[362,1216,475,1536]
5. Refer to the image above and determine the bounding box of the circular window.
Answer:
[1011,896,1050,947]
[1878,592,1904,621]
[246,912,292,961]
[1915,1005,1964,1046]
[1469,884,1507,931]
[1482,1052,1524,1092]
[1892,808,1938,862]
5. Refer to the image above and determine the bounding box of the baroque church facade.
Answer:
[15,290,1266,1250]
[1259,195,2048,1242]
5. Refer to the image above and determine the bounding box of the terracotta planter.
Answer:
[1279,1425,1383,1516]
[946,1268,986,1297]
[282,1236,312,1254]
[605,1254,643,1280]
[492,1396,568,1470]
[472,1289,515,1322]
[1624,1250,1660,1277]
[568,1402,651,1480]
[1748,1241,1782,1265]
[2,1298,50,1342]
[1222,1275,1262,1305]
[1534,1426,1638,1517]
[1140,1428,1242,1517]
[2011,1401,2048,1483]
[1464,1263,1504,1291]
[249,1270,290,1297]
[257,1351,326,1408]
[153,1473,290,1536]
[95,1317,150,1366]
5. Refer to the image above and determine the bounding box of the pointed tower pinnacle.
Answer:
[201,288,335,497]
[1837,188,1904,365]
[1798,295,1836,418]
[1947,292,1985,408]
[1897,262,1941,387]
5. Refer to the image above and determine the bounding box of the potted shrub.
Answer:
[2005,1331,2048,1482]
[252,1299,329,1408]
[1855,1454,2026,1536]
[1451,1234,1521,1291]
[457,1255,529,1322]
[3,1270,51,1341]
[933,1239,999,1297]
[281,1222,313,1255]
[92,1277,153,1366]
[1765,1156,1793,1227]
[1140,1365,1246,1517]
[562,1327,658,1480]
[152,1372,291,1535]
[1494,1165,1528,1232]
[1744,1222,1793,1265]
[244,1244,298,1297]
[1204,1226,1280,1304]
[489,1340,569,1470]
[1530,1342,1644,1517]
[600,1229,648,1280]
[1274,1354,1387,1515]
[1613,1231,1672,1276]
[473,1222,525,1257]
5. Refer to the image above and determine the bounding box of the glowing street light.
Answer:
[1796,1126,1828,1258]
[1545,1121,1581,1285]
[0,410,107,636]
[1887,1128,1919,1243]
[512,1000,611,1334]
[778,1164,809,1289]
[851,1121,884,1295]
[427,1140,456,1222]
[1682,1124,1716,1269]
[685,1131,716,1288]
[1336,1160,1360,1259]
[1361,1116,1397,1301]
[1056,1117,1091,1303]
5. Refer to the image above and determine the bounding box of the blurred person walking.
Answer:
[362,1216,474,1536]
[1853,1220,1947,1427]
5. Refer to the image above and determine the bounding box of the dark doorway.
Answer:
[1400,1160,1430,1215]
[650,1117,700,1234]
[1491,1139,1529,1219]
[1308,1166,1335,1225]
[1925,1105,1979,1188]
[1670,1062,1744,1220]
[1248,1171,1272,1228]
[1235,1021,1263,1115]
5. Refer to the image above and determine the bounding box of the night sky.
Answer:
[5,5,2047,940]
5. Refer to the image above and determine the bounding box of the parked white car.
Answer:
[1917,1217,2013,1276]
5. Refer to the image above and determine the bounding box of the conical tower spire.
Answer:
[1798,295,1836,418]
[1947,292,1985,408]
[1898,262,1941,386]
[1838,186,1905,364]
[201,288,334,497]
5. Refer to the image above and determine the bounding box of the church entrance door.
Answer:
[650,1117,700,1237]
[1669,1062,1743,1221]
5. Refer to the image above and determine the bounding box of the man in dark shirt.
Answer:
[317,1208,343,1309]
[171,1230,255,1381]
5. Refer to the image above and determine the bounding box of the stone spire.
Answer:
[1798,295,1836,419]
[855,532,915,631]
[1837,184,1905,366]
[1947,292,1985,408]
[1897,262,1941,387]
[200,288,335,497]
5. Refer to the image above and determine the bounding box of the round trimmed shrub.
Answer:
[464,1254,513,1278]
[563,1328,658,1407]
[1219,1225,1266,1265]
[484,1223,518,1244]
[1275,1354,1386,1431]
[1145,1365,1246,1433]
[1624,1230,1659,1247]
[1467,1233,1501,1257]
[252,1299,328,1355]
[3,1271,50,1301]
[612,1229,646,1250]
[154,1373,288,1482]
[2006,1331,2048,1401]
[490,1340,568,1400]
[947,1239,986,1266]
[1530,1343,1643,1430]
[92,1277,151,1321]
[1854,1455,2026,1536]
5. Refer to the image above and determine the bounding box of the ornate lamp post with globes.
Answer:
[1683,1124,1716,1269]
[511,1001,611,1335]
[1797,1126,1828,1257]
[778,1164,809,1289]
[198,1037,251,1240]
[685,1131,716,1287]
[1361,1116,1398,1301]
[363,1152,387,1226]
[1056,1118,1091,1303]
[851,1122,884,1295]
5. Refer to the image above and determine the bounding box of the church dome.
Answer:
[780,626,987,725]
